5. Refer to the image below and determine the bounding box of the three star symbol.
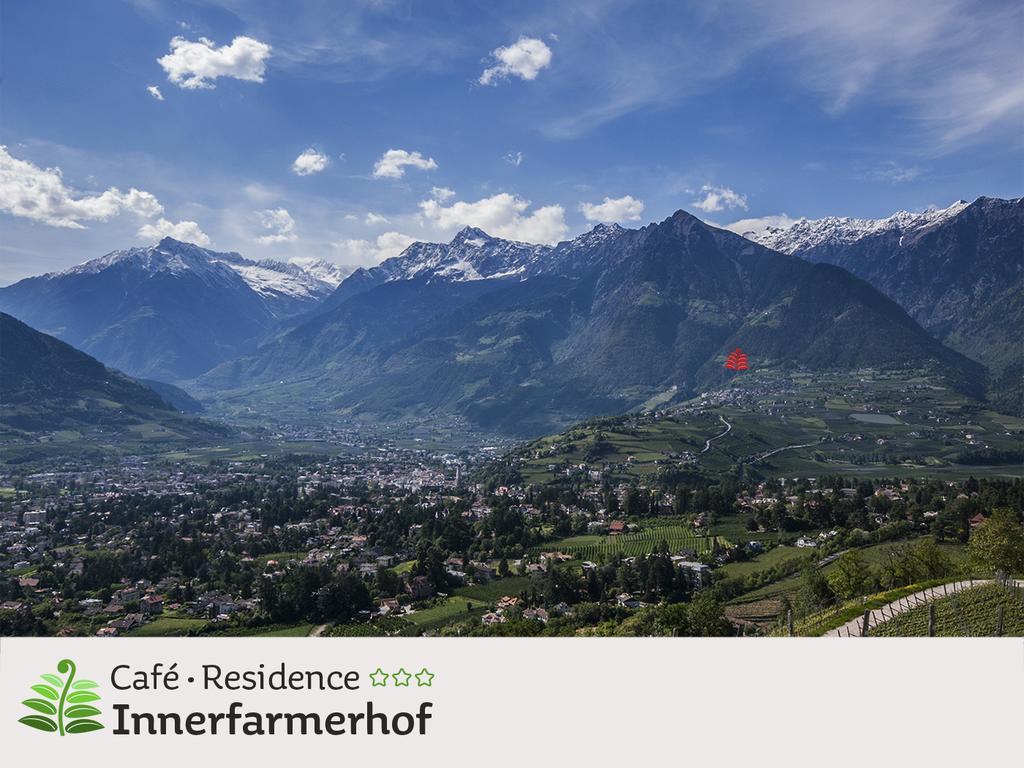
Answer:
[368,666,435,687]
[369,667,389,687]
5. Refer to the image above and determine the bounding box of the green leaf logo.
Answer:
[18,659,104,736]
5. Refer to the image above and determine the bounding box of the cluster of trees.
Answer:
[968,508,1024,576]
[789,511,1024,620]
[796,538,958,613]
[257,566,371,625]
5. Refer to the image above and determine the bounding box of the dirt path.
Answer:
[310,624,328,637]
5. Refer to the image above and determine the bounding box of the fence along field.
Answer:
[871,581,1024,637]
[779,578,1024,637]
[534,523,725,561]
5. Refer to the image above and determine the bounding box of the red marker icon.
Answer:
[725,348,749,371]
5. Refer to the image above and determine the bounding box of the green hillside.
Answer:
[507,368,1023,484]
[0,312,230,463]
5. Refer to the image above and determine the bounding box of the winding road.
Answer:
[701,415,732,453]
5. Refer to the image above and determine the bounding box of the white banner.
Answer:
[1,638,1020,766]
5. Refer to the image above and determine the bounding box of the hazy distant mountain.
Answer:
[0,238,352,381]
[748,196,1023,411]
[136,378,205,414]
[0,312,186,432]
[202,210,982,435]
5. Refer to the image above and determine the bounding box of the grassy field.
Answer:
[454,576,536,602]
[531,523,723,561]
[710,515,787,545]
[406,596,488,627]
[872,583,1024,637]
[716,546,811,580]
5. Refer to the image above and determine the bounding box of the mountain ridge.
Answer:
[199,208,983,435]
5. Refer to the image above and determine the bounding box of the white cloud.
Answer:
[504,151,524,167]
[0,145,164,229]
[292,148,329,176]
[147,85,164,101]
[334,231,415,265]
[479,36,553,85]
[255,207,297,244]
[0,146,211,247]
[429,186,455,202]
[579,195,644,224]
[419,192,567,244]
[720,214,799,238]
[364,212,389,226]
[372,149,438,179]
[158,35,271,90]
[138,218,210,246]
[530,1,1022,148]
[718,0,1024,148]
[690,185,748,214]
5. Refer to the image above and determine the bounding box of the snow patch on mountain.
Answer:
[295,259,351,288]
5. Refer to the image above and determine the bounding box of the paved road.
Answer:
[829,579,1023,637]
[748,437,825,464]
[701,415,732,453]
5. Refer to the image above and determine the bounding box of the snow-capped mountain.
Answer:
[60,238,239,281]
[0,237,356,380]
[315,223,636,315]
[368,226,552,283]
[342,223,631,287]
[43,238,351,317]
[744,200,969,254]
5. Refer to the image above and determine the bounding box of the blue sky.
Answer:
[1,0,1021,283]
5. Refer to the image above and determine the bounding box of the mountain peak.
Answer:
[656,208,708,238]
[451,226,493,245]
[590,222,624,233]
